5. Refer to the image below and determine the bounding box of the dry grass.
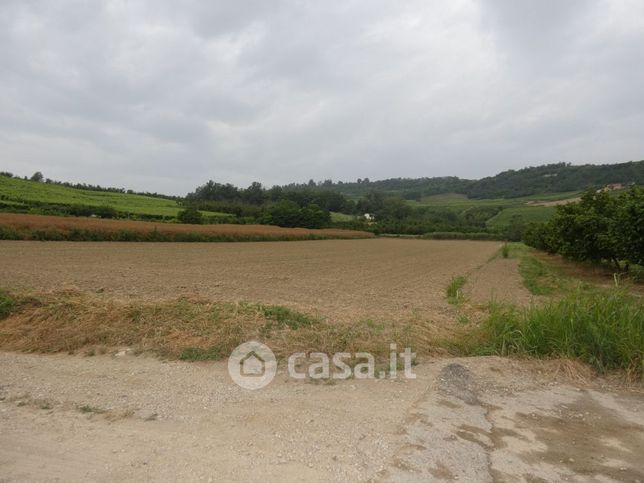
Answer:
[0,213,373,240]
[0,289,444,360]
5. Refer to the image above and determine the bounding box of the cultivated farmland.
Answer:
[0,175,192,217]
[0,213,373,241]
[0,238,506,322]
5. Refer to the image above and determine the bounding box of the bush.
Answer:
[178,206,203,224]
[265,200,302,227]
[522,223,554,252]
[299,203,330,229]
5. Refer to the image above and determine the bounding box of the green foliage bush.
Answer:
[264,201,330,229]
[178,206,203,224]
[523,187,644,270]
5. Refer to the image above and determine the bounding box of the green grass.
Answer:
[447,276,467,305]
[501,243,510,258]
[0,176,227,219]
[408,191,580,210]
[330,211,356,222]
[78,404,106,414]
[179,346,226,361]
[259,305,320,330]
[461,288,643,375]
[502,243,563,295]
[403,190,578,230]
[486,205,556,229]
[518,256,558,295]
[0,290,15,319]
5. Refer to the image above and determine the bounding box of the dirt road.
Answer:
[1,352,642,482]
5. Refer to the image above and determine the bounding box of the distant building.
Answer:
[598,183,625,193]
[363,213,374,221]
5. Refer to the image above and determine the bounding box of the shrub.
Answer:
[266,200,302,227]
[299,203,330,229]
[178,206,203,224]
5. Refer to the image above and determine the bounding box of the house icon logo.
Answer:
[228,341,276,390]
[240,351,266,377]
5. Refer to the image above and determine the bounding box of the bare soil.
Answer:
[0,239,504,323]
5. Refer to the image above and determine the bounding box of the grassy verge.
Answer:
[0,289,15,319]
[503,242,565,296]
[0,290,418,361]
[447,276,467,305]
[451,287,643,376]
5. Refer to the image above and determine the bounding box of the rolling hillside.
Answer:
[0,175,228,220]
[326,160,643,200]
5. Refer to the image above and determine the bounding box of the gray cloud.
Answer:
[1,0,643,194]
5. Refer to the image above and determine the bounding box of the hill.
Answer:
[0,175,228,220]
[464,161,644,198]
[325,160,643,199]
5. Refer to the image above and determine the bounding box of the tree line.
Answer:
[310,160,644,200]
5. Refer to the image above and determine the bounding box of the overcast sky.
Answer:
[1,0,643,195]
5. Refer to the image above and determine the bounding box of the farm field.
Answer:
[405,190,581,229]
[486,205,556,228]
[0,213,372,241]
[407,190,581,208]
[0,238,508,323]
[0,175,227,218]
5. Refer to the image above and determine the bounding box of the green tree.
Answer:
[30,171,44,182]
[550,190,618,266]
[611,187,644,267]
[178,206,203,224]
[505,215,525,242]
[267,200,301,227]
[299,204,330,229]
